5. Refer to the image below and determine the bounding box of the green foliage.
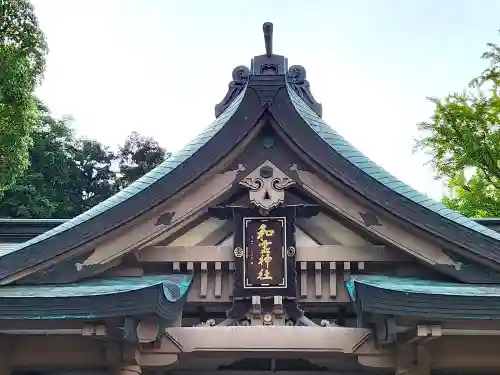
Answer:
[415,32,500,218]
[0,0,47,79]
[0,1,167,217]
[117,131,170,189]
[0,0,48,189]
[0,102,168,219]
[441,170,500,218]
[0,48,37,190]
[71,138,116,214]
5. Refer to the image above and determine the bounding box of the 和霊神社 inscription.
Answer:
[243,217,287,289]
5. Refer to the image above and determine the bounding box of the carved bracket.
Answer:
[239,160,295,212]
[215,65,250,118]
[287,65,322,117]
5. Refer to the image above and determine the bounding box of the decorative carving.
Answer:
[263,22,273,57]
[262,313,273,325]
[359,211,381,227]
[233,247,244,258]
[287,65,323,117]
[286,246,296,257]
[155,212,175,226]
[215,65,250,118]
[239,160,295,211]
[195,319,216,327]
[250,22,286,77]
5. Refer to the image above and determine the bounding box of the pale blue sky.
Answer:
[31,0,500,200]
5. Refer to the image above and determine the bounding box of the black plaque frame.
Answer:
[231,206,298,298]
[242,216,287,290]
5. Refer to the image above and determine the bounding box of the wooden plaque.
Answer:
[243,217,287,289]
[231,207,298,298]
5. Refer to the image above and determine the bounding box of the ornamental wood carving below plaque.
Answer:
[243,217,287,289]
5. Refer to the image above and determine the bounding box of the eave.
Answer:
[0,274,192,322]
[345,275,500,320]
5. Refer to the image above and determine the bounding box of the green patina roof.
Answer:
[0,274,193,320]
[286,83,500,243]
[3,88,247,255]
[0,274,192,301]
[345,275,500,300]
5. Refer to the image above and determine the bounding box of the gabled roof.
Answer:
[2,22,500,283]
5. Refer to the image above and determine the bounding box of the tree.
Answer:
[0,0,48,190]
[0,103,169,219]
[415,32,500,218]
[71,138,116,214]
[0,102,118,218]
[0,101,77,218]
[116,131,169,189]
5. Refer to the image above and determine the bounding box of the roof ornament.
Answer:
[263,22,273,57]
[287,65,323,117]
[214,65,249,118]
[239,160,295,212]
[215,22,322,118]
[252,22,285,76]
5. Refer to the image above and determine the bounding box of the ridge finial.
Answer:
[263,22,273,57]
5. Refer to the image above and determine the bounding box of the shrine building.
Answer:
[2,22,500,375]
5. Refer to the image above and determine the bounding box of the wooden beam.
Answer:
[162,326,373,354]
[137,244,408,263]
[296,218,341,245]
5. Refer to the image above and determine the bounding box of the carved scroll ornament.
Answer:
[214,65,250,118]
[239,161,295,211]
[287,65,323,117]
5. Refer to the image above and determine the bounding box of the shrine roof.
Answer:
[0,274,192,320]
[345,275,500,319]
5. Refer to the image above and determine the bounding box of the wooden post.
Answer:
[117,364,141,375]
[114,342,141,375]
[396,343,431,375]
[0,336,10,375]
[396,344,416,375]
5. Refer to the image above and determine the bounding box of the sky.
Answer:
[30,0,500,200]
